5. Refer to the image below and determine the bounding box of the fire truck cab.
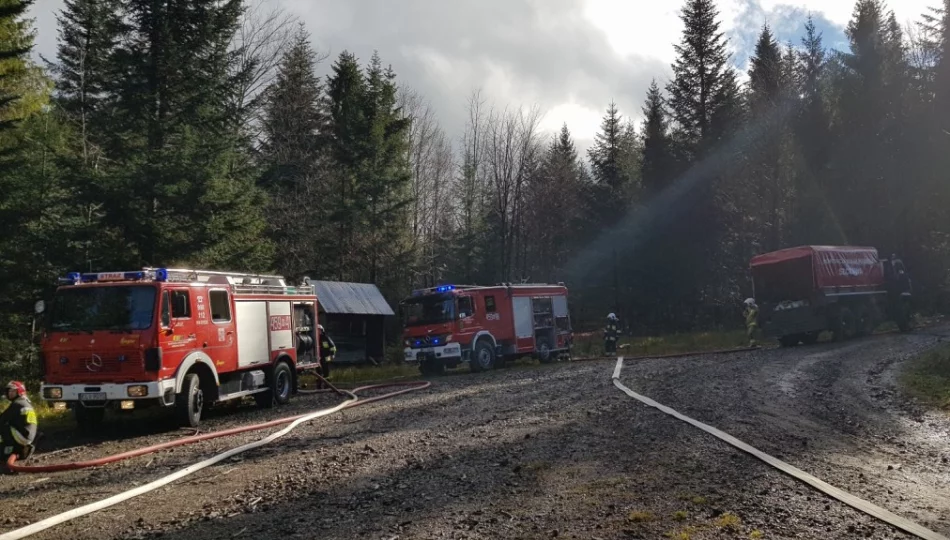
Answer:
[39,268,321,430]
[400,284,573,375]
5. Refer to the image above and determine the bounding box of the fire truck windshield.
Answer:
[403,294,456,327]
[50,285,157,332]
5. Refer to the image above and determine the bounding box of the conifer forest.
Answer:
[3,0,950,364]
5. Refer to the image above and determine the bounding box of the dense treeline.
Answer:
[2,0,950,364]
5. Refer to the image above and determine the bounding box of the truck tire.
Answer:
[74,406,105,432]
[175,373,204,428]
[470,339,495,373]
[895,300,912,332]
[855,305,874,337]
[255,361,293,409]
[801,332,820,346]
[537,340,554,364]
[833,308,857,342]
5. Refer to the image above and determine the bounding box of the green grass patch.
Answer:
[715,513,742,531]
[627,510,655,523]
[302,363,420,387]
[901,344,950,411]
[672,510,689,521]
[573,329,754,359]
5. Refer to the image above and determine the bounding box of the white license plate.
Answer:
[79,392,107,401]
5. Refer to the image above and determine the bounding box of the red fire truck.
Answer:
[400,283,573,375]
[750,246,913,346]
[38,268,322,429]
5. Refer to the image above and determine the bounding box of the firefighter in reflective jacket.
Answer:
[1,381,36,467]
[744,298,759,347]
[604,313,619,355]
[318,325,337,381]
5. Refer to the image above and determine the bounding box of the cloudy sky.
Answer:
[28,0,933,153]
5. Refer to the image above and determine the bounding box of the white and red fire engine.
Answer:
[39,268,322,429]
[400,283,573,374]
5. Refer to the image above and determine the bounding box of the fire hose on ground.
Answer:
[611,357,948,540]
[0,376,430,540]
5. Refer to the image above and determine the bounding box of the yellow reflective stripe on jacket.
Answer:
[10,427,31,445]
[23,408,37,425]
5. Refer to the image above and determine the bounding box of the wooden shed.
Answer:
[312,281,395,364]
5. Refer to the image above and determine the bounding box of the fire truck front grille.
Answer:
[70,355,127,374]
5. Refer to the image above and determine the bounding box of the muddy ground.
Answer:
[2,328,950,540]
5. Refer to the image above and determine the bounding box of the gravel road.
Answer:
[2,328,949,540]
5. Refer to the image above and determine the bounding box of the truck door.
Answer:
[512,296,534,352]
[206,288,237,372]
[158,288,197,379]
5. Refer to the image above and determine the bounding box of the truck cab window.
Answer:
[161,292,171,327]
[171,290,191,318]
[209,290,231,322]
[458,297,473,318]
[485,296,496,313]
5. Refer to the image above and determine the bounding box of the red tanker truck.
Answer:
[749,246,912,346]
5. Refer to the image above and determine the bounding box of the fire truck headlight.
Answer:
[44,387,63,399]
[445,334,453,343]
[127,385,148,398]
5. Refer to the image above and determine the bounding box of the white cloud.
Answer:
[25,0,939,155]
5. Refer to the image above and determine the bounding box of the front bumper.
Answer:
[41,380,176,403]
[404,343,463,362]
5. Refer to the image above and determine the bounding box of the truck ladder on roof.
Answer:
[143,267,314,296]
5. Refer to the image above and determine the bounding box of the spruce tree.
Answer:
[51,0,123,159]
[259,26,332,279]
[100,0,272,269]
[748,25,782,111]
[588,101,624,189]
[666,0,738,155]
[0,0,34,133]
[640,80,673,197]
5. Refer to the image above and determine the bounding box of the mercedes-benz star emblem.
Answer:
[85,354,103,372]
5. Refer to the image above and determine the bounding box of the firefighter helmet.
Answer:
[5,381,26,399]
[607,313,617,320]
[744,298,756,306]
[317,324,325,332]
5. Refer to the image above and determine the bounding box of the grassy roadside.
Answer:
[572,329,756,359]
[901,344,950,412]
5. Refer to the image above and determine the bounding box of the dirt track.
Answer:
[3,328,950,540]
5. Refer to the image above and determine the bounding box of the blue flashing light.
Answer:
[154,268,169,282]
[436,285,455,293]
[432,338,440,345]
[80,272,99,282]
[124,271,145,280]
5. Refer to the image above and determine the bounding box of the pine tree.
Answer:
[51,0,123,161]
[0,0,34,133]
[100,0,272,269]
[588,101,624,189]
[666,0,738,155]
[259,26,332,279]
[748,25,782,111]
[640,80,673,197]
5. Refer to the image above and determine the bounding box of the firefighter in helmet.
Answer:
[743,298,759,347]
[604,313,619,355]
[1,381,37,469]
[317,324,337,384]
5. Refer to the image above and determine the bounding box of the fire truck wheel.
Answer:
[470,339,495,373]
[537,340,554,364]
[801,332,820,345]
[256,362,293,408]
[778,335,801,348]
[175,373,204,428]
[74,406,105,432]
[833,307,857,342]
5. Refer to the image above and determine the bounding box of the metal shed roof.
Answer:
[312,281,395,316]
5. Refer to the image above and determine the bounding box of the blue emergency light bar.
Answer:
[59,268,170,285]
[410,284,456,297]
